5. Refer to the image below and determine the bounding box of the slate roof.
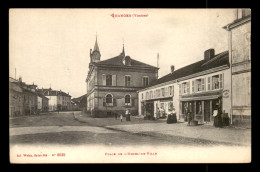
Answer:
[223,14,251,30]
[95,54,158,69]
[147,51,229,88]
[93,38,100,52]
[38,89,71,97]
[37,93,49,100]
[10,81,37,95]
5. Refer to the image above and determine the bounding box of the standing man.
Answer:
[120,114,123,122]
[184,104,188,122]
[187,111,192,126]
[213,103,223,128]
[125,109,130,121]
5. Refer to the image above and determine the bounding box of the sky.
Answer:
[9,9,237,98]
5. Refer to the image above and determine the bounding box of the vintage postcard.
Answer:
[9,8,251,163]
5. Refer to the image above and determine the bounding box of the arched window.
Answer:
[106,94,112,103]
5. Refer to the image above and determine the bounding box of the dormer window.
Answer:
[123,56,131,66]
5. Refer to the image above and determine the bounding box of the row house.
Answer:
[37,93,49,112]
[85,38,158,117]
[9,77,41,117]
[38,88,72,111]
[138,49,231,125]
[223,9,251,127]
[9,81,24,117]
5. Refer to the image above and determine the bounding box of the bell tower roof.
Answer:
[93,34,100,52]
[121,43,125,56]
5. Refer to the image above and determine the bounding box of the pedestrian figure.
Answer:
[114,112,117,120]
[125,109,131,121]
[187,111,192,126]
[213,103,223,128]
[184,105,188,122]
[120,114,123,122]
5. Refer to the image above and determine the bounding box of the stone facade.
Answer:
[9,77,40,117]
[86,39,159,117]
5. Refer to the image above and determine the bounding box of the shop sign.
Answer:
[222,90,229,98]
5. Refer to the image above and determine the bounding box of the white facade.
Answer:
[177,68,231,124]
[37,96,42,110]
[46,96,57,111]
[138,81,175,118]
[138,59,231,124]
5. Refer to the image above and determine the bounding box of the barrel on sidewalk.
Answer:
[167,113,177,124]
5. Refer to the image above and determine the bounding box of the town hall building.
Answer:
[85,38,159,117]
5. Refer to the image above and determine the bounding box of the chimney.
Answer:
[18,76,22,82]
[171,65,175,73]
[204,49,215,61]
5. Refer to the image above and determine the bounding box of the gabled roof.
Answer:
[147,51,229,88]
[95,54,158,69]
[58,91,71,97]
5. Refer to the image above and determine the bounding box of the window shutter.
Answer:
[192,81,195,93]
[112,75,117,86]
[219,73,223,89]
[103,98,106,106]
[207,77,211,91]
[172,85,174,96]
[187,82,190,94]
[202,78,205,91]
[102,74,106,86]
[142,77,145,87]
[179,84,182,95]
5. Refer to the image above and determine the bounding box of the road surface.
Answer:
[9,112,242,146]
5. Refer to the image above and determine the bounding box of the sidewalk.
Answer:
[76,114,251,146]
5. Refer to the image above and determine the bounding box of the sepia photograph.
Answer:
[9,8,251,163]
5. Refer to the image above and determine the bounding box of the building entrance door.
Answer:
[204,100,210,122]
[146,102,154,117]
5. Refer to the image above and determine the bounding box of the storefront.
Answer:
[179,90,222,124]
[141,100,154,117]
[141,97,173,119]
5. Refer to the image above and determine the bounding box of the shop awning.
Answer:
[180,95,221,101]
[141,97,172,103]
[180,90,222,101]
